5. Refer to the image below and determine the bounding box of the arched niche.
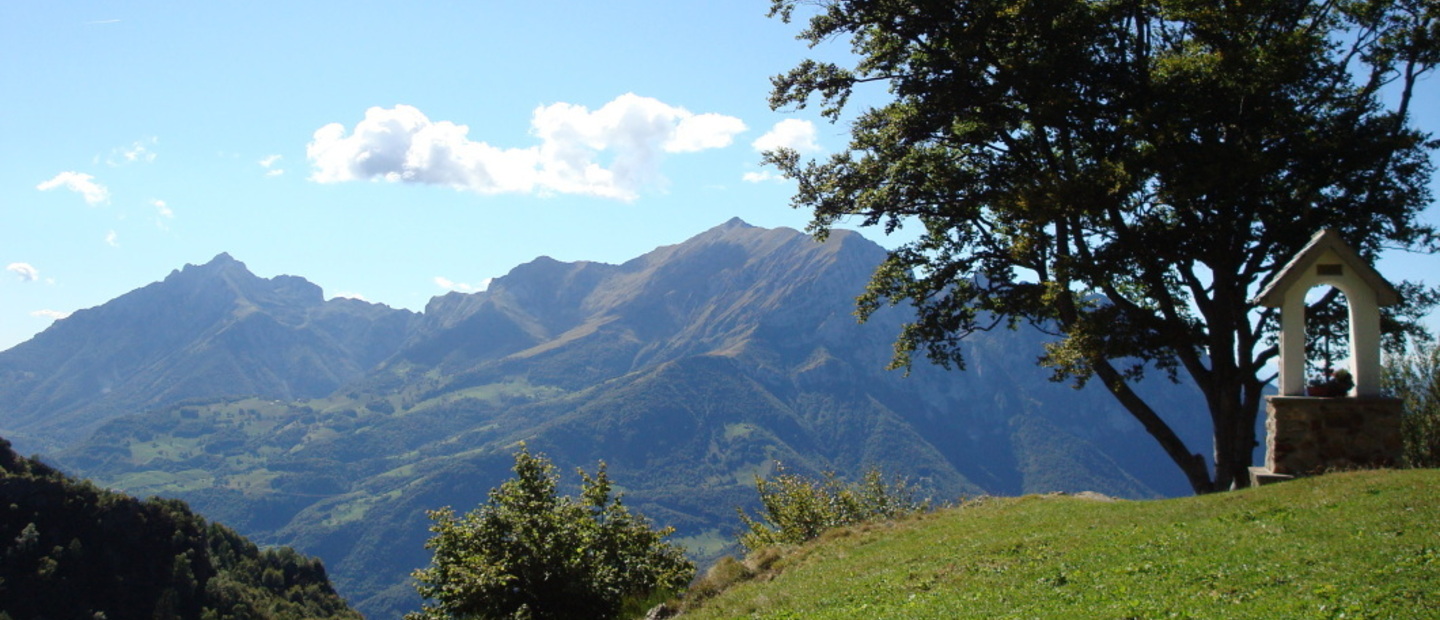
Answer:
[1252,230,1399,397]
[1302,285,1351,387]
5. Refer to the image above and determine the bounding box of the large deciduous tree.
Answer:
[765,0,1438,492]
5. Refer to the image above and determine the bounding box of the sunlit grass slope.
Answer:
[682,469,1439,619]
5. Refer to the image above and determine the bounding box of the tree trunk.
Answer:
[1092,359,1215,493]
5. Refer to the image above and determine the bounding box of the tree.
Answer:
[765,0,1438,492]
[408,446,695,620]
[1384,342,1440,467]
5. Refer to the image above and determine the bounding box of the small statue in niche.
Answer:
[1306,367,1354,397]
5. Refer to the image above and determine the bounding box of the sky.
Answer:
[2,1,1438,353]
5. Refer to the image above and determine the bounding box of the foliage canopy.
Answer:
[766,0,1439,492]
[408,445,694,620]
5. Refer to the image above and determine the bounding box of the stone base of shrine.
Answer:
[1262,396,1403,477]
[1248,467,1295,487]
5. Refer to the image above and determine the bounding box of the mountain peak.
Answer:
[719,216,755,230]
[197,252,245,270]
[691,217,807,247]
[169,252,249,280]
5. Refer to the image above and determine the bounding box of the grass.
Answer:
[319,487,405,528]
[678,469,1439,619]
[112,468,216,495]
[404,379,567,415]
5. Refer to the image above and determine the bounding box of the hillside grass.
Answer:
[680,469,1439,619]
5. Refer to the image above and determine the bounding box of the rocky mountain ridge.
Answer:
[0,253,417,453]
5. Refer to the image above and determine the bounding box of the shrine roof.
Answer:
[1252,229,1400,307]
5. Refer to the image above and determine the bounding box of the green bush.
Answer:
[737,466,927,552]
[407,445,694,620]
[1384,342,1440,467]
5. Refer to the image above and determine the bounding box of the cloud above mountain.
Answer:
[258,154,284,177]
[744,119,821,183]
[434,276,490,293]
[6,263,39,282]
[36,172,110,205]
[30,309,70,320]
[307,94,746,201]
[105,137,157,167]
[752,119,820,153]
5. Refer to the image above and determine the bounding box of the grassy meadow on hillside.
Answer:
[681,469,1439,619]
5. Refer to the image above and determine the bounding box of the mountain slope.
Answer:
[1,219,1217,617]
[393,218,890,382]
[0,254,417,453]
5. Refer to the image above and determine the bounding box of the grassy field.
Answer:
[680,469,1439,619]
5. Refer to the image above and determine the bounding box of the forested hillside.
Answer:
[0,436,359,619]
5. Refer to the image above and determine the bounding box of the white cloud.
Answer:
[666,113,749,153]
[107,137,158,166]
[6,263,39,281]
[105,230,119,247]
[37,171,110,205]
[308,94,747,201]
[309,105,539,192]
[259,154,285,176]
[434,276,491,293]
[752,119,821,153]
[30,309,71,320]
[152,199,173,230]
[742,170,786,183]
[332,292,369,302]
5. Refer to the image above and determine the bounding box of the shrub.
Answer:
[407,445,694,620]
[736,466,927,552]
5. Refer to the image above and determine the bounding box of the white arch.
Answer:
[1276,259,1384,396]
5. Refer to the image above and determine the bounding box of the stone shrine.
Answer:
[1249,230,1404,485]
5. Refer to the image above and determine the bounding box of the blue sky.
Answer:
[1,1,845,350]
[2,1,1437,352]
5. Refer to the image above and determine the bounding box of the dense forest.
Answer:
[0,436,359,619]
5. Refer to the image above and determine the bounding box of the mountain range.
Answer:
[0,218,1212,618]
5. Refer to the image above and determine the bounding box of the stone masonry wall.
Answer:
[1264,396,1403,476]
